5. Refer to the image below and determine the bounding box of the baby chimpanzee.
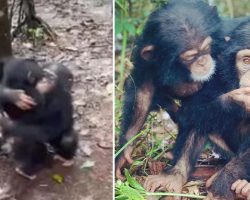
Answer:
[0,59,77,179]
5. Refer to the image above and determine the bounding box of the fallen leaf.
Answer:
[52,174,64,184]
[80,160,95,169]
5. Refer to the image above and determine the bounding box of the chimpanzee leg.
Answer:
[50,131,78,167]
[144,129,207,199]
[13,138,48,180]
[206,146,250,200]
[116,77,155,179]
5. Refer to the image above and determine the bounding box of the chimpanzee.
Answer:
[116,0,220,180]
[116,0,250,181]
[203,19,250,200]
[145,19,250,200]
[0,59,77,179]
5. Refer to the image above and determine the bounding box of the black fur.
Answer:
[172,19,250,199]
[0,59,77,177]
[117,0,222,167]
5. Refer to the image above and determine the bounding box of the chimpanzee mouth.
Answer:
[191,60,216,82]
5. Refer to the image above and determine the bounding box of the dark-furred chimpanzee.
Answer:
[145,19,250,200]
[0,59,77,179]
[116,0,250,181]
[116,0,221,180]
[203,19,250,200]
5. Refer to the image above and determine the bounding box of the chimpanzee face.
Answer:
[35,69,57,94]
[180,36,215,82]
[236,49,250,87]
[140,36,216,85]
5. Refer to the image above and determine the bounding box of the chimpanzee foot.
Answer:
[144,173,185,200]
[115,145,134,180]
[15,167,37,180]
[54,155,74,167]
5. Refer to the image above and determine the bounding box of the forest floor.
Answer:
[115,108,226,199]
[0,0,113,199]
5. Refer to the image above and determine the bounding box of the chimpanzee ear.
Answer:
[140,45,155,61]
[225,36,231,42]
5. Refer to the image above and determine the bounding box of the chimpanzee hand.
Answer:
[144,172,186,200]
[231,180,250,200]
[115,145,134,180]
[223,87,250,112]
[4,89,36,110]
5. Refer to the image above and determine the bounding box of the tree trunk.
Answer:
[0,0,12,57]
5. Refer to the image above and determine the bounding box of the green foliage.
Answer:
[115,169,146,200]
[27,27,45,46]
[215,0,250,17]
[115,169,206,200]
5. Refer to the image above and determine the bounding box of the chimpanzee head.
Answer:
[222,19,250,88]
[134,0,221,87]
[36,63,73,94]
[2,59,44,90]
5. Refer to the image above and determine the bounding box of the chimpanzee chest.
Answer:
[3,104,26,119]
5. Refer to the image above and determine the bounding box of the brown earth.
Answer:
[0,0,113,199]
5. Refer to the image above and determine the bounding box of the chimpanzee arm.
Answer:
[206,146,250,200]
[0,86,36,110]
[116,75,155,179]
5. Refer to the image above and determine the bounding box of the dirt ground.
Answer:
[0,0,113,199]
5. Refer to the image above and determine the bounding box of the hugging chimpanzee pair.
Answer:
[116,0,250,199]
[0,58,77,180]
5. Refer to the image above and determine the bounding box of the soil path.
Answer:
[0,0,113,199]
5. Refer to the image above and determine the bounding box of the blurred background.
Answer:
[115,0,250,199]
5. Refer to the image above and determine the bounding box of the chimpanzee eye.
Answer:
[243,57,250,65]
[183,56,195,62]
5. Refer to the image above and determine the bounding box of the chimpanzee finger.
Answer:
[20,94,37,106]
[149,182,161,192]
[124,151,133,164]
[206,171,219,188]
[16,102,31,110]
[144,176,156,191]
[124,145,134,164]
[241,182,250,197]
[241,87,250,94]
[115,156,126,180]
[165,151,174,160]
[231,179,243,191]
[235,180,248,194]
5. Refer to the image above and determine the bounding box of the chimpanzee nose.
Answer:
[198,56,207,66]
